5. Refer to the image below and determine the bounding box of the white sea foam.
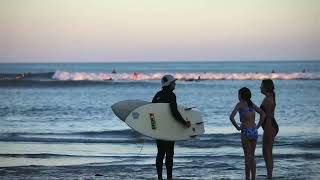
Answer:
[52,71,320,81]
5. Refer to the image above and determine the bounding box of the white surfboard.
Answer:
[111,100,205,141]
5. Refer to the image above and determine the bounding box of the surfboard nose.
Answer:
[111,100,150,121]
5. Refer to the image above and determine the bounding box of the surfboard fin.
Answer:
[184,107,196,110]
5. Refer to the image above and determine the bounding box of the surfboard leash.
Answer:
[134,138,145,166]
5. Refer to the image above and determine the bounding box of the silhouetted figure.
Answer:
[260,79,279,180]
[152,75,191,180]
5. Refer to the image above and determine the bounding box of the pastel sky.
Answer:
[0,0,319,63]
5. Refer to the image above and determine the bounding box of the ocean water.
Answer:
[0,61,319,180]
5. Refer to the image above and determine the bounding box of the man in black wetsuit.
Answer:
[152,74,191,180]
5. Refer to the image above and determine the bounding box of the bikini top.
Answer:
[239,107,253,122]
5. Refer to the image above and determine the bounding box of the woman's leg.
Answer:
[263,130,276,179]
[250,140,257,180]
[241,135,251,180]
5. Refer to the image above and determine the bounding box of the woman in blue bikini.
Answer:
[230,87,265,180]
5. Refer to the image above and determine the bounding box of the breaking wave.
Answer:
[52,71,320,81]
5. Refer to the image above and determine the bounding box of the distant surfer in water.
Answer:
[230,87,265,180]
[260,79,279,180]
[133,72,139,80]
[152,74,191,180]
[15,73,25,80]
[111,68,117,74]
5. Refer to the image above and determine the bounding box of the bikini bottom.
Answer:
[241,128,258,140]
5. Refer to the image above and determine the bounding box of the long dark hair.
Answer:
[262,79,276,106]
[239,87,253,108]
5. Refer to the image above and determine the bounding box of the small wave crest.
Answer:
[2,131,319,150]
[0,152,319,160]
[0,72,54,80]
[0,130,147,144]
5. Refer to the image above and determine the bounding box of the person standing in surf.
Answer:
[230,87,265,180]
[152,74,191,180]
[260,79,279,179]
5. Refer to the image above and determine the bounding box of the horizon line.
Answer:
[0,59,319,64]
